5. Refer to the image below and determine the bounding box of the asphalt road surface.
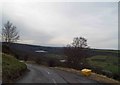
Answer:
[16,64,104,84]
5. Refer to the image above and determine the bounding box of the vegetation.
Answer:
[2,42,119,81]
[34,53,64,67]
[86,55,120,80]
[2,21,20,43]
[94,49,119,54]
[2,53,27,83]
[87,55,120,73]
[64,37,89,68]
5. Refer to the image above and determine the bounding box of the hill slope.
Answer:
[2,42,119,57]
[2,53,27,83]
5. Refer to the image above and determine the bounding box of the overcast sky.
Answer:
[1,0,119,50]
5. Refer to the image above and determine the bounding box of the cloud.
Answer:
[2,1,118,49]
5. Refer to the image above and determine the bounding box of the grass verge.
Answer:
[86,55,120,74]
[54,67,120,83]
[2,53,27,83]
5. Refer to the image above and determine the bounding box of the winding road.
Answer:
[16,64,104,84]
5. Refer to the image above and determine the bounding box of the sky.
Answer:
[0,0,119,50]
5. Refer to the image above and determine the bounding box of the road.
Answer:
[16,64,104,84]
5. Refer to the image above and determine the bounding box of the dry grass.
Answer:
[90,72,120,83]
[55,67,120,83]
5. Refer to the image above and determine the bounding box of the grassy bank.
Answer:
[86,55,120,81]
[2,53,27,83]
[87,55,120,74]
[54,67,120,83]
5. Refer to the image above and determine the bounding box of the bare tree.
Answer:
[2,21,19,43]
[64,37,89,69]
[72,37,88,48]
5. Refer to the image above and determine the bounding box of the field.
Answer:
[2,53,27,83]
[87,55,120,74]
[94,49,119,54]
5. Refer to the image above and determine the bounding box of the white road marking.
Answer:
[46,70,50,74]
[52,79,57,85]
[47,71,50,74]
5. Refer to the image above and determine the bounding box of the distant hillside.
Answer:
[1,42,119,60]
[2,42,64,54]
[87,48,119,57]
[2,42,64,60]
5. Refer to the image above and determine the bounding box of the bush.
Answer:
[48,59,56,67]
[113,73,120,80]
[34,58,42,64]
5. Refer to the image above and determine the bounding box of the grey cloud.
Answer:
[2,2,118,49]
